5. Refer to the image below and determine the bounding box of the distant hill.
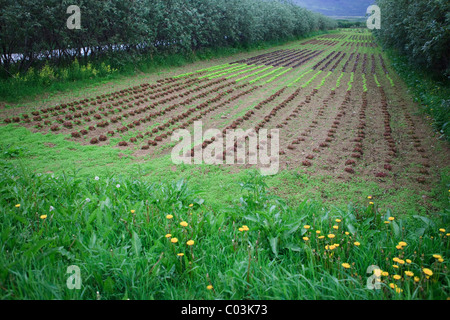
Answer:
[292,0,376,17]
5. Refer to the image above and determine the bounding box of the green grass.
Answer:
[0,163,448,300]
[383,49,450,141]
[1,29,449,300]
[0,123,448,225]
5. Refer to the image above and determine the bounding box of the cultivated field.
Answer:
[1,29,449,301]
[3,30,448,194]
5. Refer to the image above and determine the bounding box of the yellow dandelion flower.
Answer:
[433,254,442,259]
[177,253,184,257]
[171,237,178,243]
[165,234,172,238]
[303,237,309,241]
[238,227,244,232]
[414,277,420,283]
[345,231,350,235]
[242,225,249,231]
[207,285,213,290]
[329,245,336,250]
[327,234,335,239]
[396,245,403,250]
[422,268,433,276]
[381,271,389,277]
[316,230,321,234]
[367,196,372,199]
[393,257,400,262]
[393,275,401,280]
[393,265,399,269]
[369,202,374,205]
[15,204,20,208]
[186,240,194,246]
[318,236,325,239]
[439,228,446,233]
[180,221,188,227]
[404,271,414,277]
[406,259,412,264]
[398,241,407,247]
[395,287,403,293]
[303,225,311,229]
[389,283,395,289]
[334,243,340,247]
[166,214,173,219]
[388,217,395,221]
[438,258,444,263]
[354,241,360,246]
[342,263,351,269]
[333,225,339,230]
[384,221,390,224]
[130,210,135,214]
[335,219,341,223]
[40,214,47,219]
[189,204,194,207]
[398,259,405,265]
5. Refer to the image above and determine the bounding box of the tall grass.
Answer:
[0,164,448,300]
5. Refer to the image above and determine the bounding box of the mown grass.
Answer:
[0,162,448,300]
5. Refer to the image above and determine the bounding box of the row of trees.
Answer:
[373,0,450,78]
[0,0,337,77]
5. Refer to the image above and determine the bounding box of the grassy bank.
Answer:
[382,49,450,142]
[0,162,448,300]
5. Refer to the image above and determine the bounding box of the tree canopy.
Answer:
[0,0,337,76]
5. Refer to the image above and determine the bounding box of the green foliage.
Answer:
[373,0,450,140]
[0,163,448,299]
[7,59,117,88]
[0,0,337,78]
[385,49,450,141]
[373,0,450,78]
[336,20,365,28]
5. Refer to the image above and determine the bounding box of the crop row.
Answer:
[238,49,319,69]
[343,90,367,174]
[302,39,339,47]
[4,76,207,125]
[390,86,430,183]
[286,88,335,162]
[341,41,377,48]
[233,49,285,65]
[144,85,260,150]
[45,77,228,134]
[319,34,347,40]
[92,78,239,145]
